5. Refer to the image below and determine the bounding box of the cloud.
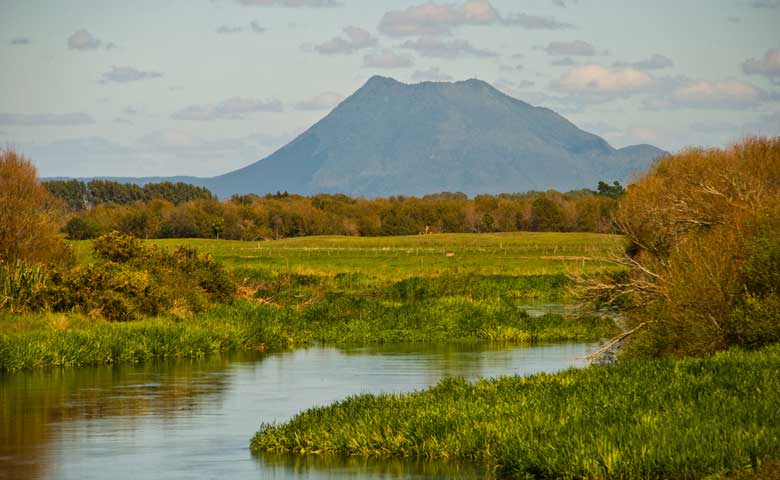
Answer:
[123,106,140,116]
[363,49,414,69]
[645,79,771,110]
[742,48,780,82]
[400,37,497,59]
[9,37,31,45]
[216,21,266,34]
[502,13,572,29]
[236,0,341,6]
[410,67,453,82]
[613,54,674,70]
[551,57,576,66]
[314,27,377,54]
[0,112,95,126]
[552,0,577,6]
[295,92,344,110]
[67,29,114,50]
[378,0,570,37]
[171,97,283,121]
[540,40,595,56]
[100,66,163,83]
[555,65,655,94]
[217,25,244,34]
[749,0,780,7]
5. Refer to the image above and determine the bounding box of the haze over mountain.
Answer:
[56,77,668,198]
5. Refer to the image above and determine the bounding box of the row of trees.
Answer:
[61,187,624,240]
[43,179,215,211]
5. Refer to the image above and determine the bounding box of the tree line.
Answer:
[50,181,626,240]
[43,179,215,211]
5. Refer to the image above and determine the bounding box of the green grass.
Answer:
[1,233,625,372]
[251,345,780,479]
[0,298,617,372]
[70,232,625,278]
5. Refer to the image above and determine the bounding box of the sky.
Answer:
[1,0,779,178]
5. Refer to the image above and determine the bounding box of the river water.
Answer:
[0,342,594,480]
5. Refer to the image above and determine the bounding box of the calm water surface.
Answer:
[1,342,594,480]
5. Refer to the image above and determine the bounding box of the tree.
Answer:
[597,180,626,198]
[529,198,565,231]
[0,149,72,265]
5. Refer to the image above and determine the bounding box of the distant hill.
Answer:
[49,76,668,197]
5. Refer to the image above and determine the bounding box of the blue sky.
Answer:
[1,0,779,177]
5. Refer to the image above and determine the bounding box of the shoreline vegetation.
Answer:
[251,345,780,479]
[0,231,622,373]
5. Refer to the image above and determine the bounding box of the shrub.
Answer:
[0,149,72,265]
[583,137,780,358]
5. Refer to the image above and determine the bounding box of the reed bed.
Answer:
[252,345,780,479]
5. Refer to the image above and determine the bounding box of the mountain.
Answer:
[204,76,666,197]
[46,77,667,197]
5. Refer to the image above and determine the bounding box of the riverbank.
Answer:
[251,345,780,479]
[1,233,622,373]
[0,295,617,372]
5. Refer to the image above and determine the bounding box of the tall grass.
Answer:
[251,345,780,479]
[0,261,49,313]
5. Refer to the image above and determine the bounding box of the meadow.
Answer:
[252,345,780,479]
[0,232,623,372]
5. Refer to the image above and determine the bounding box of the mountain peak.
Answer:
[207,77,666,198]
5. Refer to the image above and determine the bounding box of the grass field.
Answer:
[70,232,625,278]
[1,233,625,372]
[252,345,780,479]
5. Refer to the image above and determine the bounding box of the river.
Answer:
[0,342,594,480]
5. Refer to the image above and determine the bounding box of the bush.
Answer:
[586,137,780,358]
[64,216,102,240]
[0,149,72,265]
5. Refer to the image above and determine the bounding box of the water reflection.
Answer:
[0,343,593,480]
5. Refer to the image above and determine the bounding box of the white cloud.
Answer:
[400,37,497,59]
[295,92,344,110]
[67,29,114,50]
[0,112,95,126]
[742,48,780,82]
[378,0,570,37]
[217,25,244,34]
[645,79,770,109]
[410,67,453,82]
[555,64,655,94]
[540,40,595,56]
[314,27,377,55]
[613,54,674,70]
[363,49,414,69]
[236,0,341,6]
[100,66,163,83]
[171,97,283,121]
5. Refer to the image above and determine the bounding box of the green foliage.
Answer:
[2,232,236,322]
[93,231,145,262]
[251,345,780,479]
[0,261,49,313]
[63,188,620,241]
[64,216,101,240]
[529,197,566,231]
[44,179,216,212]
[596,180,626,198]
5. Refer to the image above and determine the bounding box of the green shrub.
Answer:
[93,231,145,262]
[0,261,49,313]
[64,216,101,240]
